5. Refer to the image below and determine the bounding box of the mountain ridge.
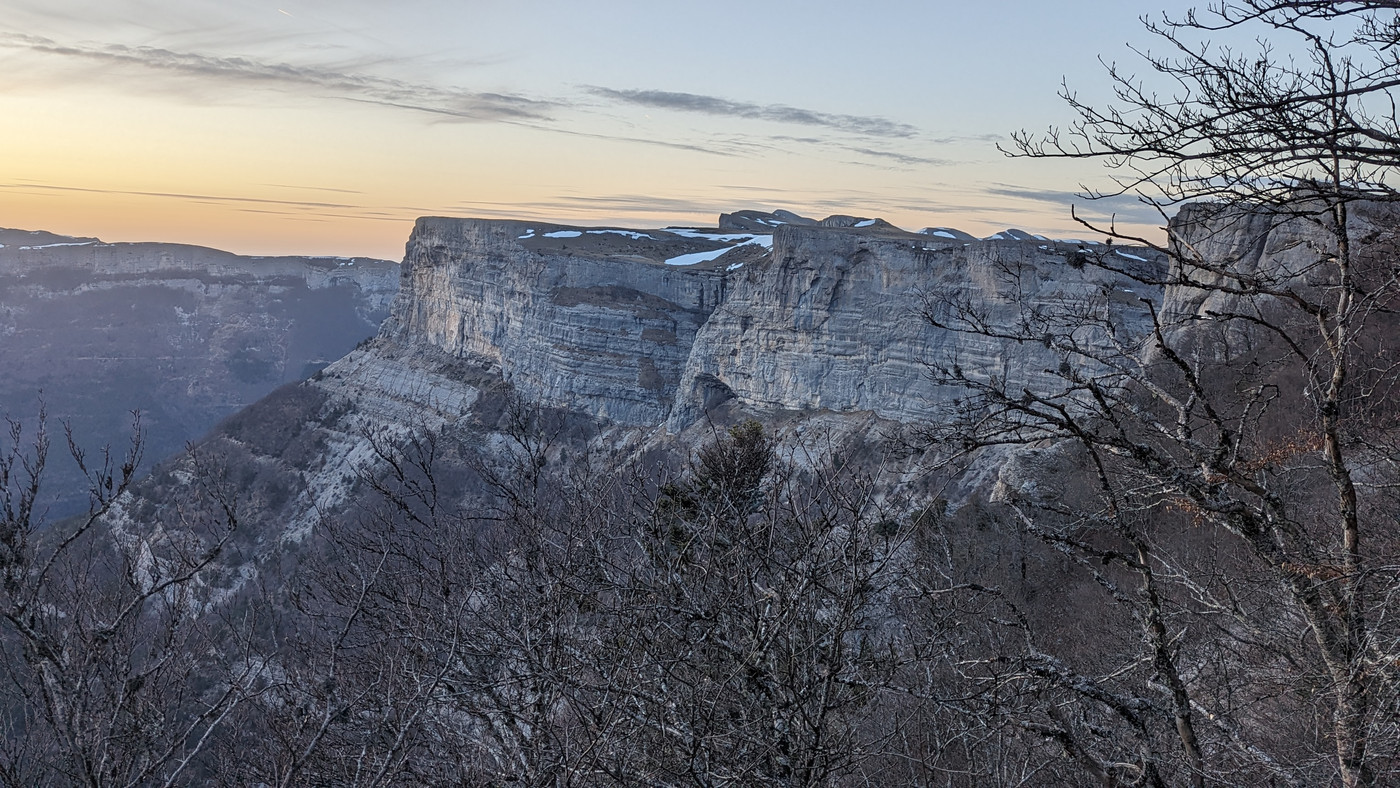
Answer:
[103,210,1167,573]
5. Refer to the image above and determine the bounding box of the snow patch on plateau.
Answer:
[665,248,732,266]
[663,234,771,266]
[665,228,772,242]
[588,229,655,240]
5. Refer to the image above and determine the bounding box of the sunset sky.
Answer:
[1,1,1194,259]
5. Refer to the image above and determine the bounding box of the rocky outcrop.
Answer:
[107,211,1171,586]
[718,209,818,232]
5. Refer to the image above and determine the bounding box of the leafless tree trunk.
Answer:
[222,413,928,786]
[0,406,248,787]
[914,4,1400,784]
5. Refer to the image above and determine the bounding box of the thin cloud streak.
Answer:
[587,87,918,139]
[983,184,1168,224]
[506,122,738,157]
[842,146,950,167]
[0,181,363,210]
[0,182,449,223]
[0,32,558,123]
[761,135,954,169]
[0,34,951,168]
[453,193,725,216]
[236,207,409,223]
[6,178,1125,239]
[262,183,365,195]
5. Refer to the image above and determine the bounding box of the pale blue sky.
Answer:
[0,1,1197,257]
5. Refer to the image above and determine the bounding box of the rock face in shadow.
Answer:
[0,230,398,516]
[100,211,1172,542]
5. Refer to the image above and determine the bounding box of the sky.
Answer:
[0,1,1197,259]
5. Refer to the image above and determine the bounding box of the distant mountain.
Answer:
[0,229,398,517]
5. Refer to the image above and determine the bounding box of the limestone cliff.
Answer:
[343,215,1163,437]
[383,217,732,425]
[668,225,1161,430]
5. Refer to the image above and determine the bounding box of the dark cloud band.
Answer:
[0,32,953,171]
[587,87,917,139]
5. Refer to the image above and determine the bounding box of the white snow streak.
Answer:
[665,248,732,266]
[665,228,771,243]
[664,235,771,266]
[587,229,655,240]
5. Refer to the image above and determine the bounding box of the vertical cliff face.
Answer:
[386,217,728,425]
[362,216,1166,435]
[1158,201,1400,363]
[666,225,1162,429]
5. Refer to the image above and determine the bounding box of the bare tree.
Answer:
[0,406,249,787]
[915,3,1400,785]
[590,421,910,786]
[221,412,925,787]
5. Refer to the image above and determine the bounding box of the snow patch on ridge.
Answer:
[665,228,772,242]
[665,248,733,266]
[588,229,656,240]
[663,233,772,266]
